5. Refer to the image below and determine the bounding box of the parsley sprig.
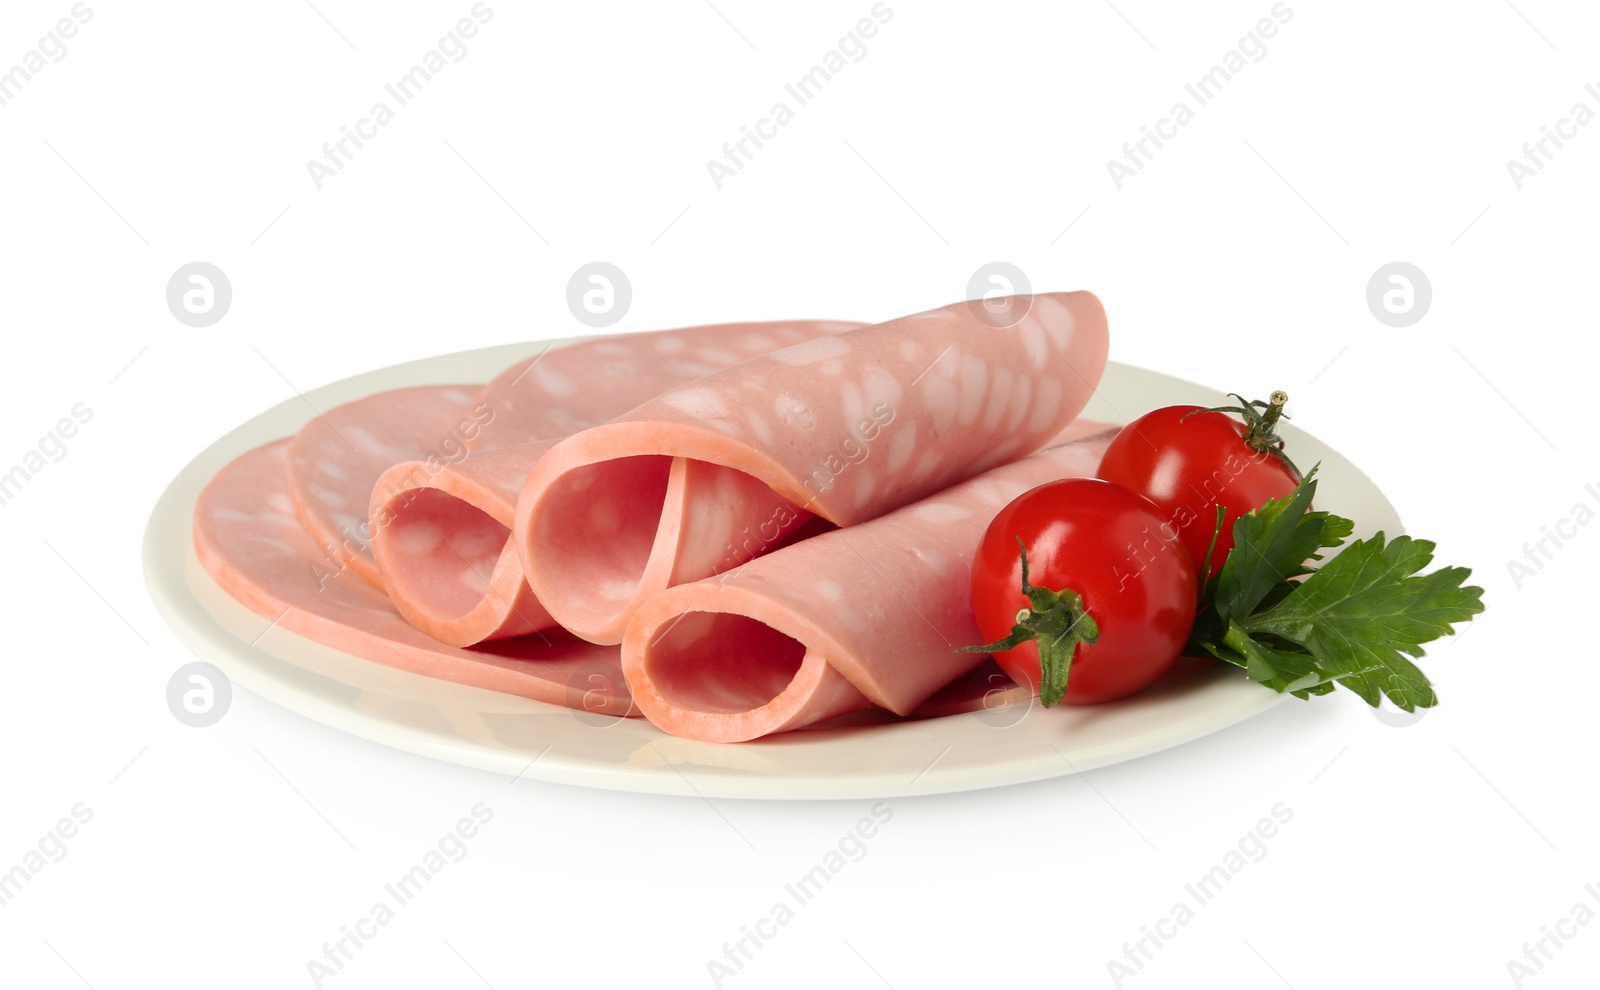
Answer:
[1189,466,1485,710]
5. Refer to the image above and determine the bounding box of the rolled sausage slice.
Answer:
[288,384,486,589]
[369,320,860,648]
[517,292,1111,645]
[620,432,1117,742]
[466,319,864,450]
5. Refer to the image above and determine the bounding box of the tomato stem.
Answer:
[1183,390,1302,478]
[957,537,1099,708]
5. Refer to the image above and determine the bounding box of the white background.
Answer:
[2,0,1596,987]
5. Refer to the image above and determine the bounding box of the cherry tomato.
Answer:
[1096,399,1300,580]
[968,479,1198,706]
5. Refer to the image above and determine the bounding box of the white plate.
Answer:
[143,342,1402,800]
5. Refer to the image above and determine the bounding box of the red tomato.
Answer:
[1096,400,1300,580]
[968,479,1198,706]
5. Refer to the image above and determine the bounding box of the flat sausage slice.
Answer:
[195,439,636,715]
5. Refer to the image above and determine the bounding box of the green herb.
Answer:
[1190,466,1484,710]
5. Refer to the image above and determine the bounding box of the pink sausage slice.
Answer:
[621,432,1117,742]
[195,439,636,715]
[372,320,859,648]
[287,384,487,588]
[467,320,865,450]
[291,320,862,594]
[517,292,1111,645]
[907,660,1034,720]
[369,441,558,647]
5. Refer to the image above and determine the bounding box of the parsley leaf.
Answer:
[1191,471,1484,710]
[1236,534,1483,710]
[1201,626,1369,698]
[1210,466,1354,619]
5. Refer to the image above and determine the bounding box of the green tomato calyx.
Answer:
[958,537,1099,708]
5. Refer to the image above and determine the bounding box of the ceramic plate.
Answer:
[143,342,1401,799]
